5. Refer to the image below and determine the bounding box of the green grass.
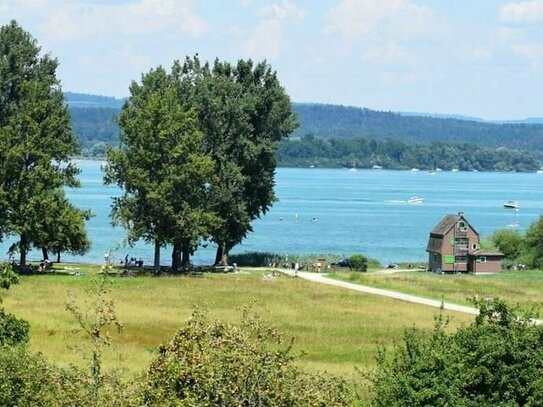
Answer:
[330,269,543,310]
[1,264,472,380]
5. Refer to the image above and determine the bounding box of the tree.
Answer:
[373,299,543,406]
[29,190,92,262]
[491,228,524,260]
[523,215,543,268]
[104,66,218,272]
[173,56,297,265]
[0,20,81,266]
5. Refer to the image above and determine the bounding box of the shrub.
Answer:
[0,308,29,346]
[228,251,280,267]
[0,346,137,407]
[349,254,368,272]
[373,299,543,406]
[143,307,356,406]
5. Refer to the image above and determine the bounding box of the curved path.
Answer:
[283,270,479,316]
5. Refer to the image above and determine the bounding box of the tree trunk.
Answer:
[19,234,27,268]
[41,246,49,261]
[214,242,228,266]
[56,250,61,263]
[181,241,191,268]
[171,243,181,272]
[153,240,161,274]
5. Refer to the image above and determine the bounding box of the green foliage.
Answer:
[491,229,524,260]
[105,64,219,271]
[0,346,137,407]
[0,262,18,290]
[173,56,297,265]
[373,299,543,406]
[144,307,355,406]
[0,20,82,266]
[0,309,29,346]
[278,136,540,171]
[524,215,543,269]
[349,254,368,272]
[228,251,280,267]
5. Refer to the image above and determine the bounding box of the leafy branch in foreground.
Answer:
[66,274,123,398]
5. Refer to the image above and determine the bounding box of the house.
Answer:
[426,213,504,273]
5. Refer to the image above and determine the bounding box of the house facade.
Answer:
[426,213,504,273]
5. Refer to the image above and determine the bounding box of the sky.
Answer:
[1,0,543,120]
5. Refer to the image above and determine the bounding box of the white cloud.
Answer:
[264,1,306,21]
[37,0,208,41]
[501,0,543,23]
[243,1,306,59]
[324,0,434,41]
[511,43,543,64]
[361,41,412,65]
[244,19,282,58]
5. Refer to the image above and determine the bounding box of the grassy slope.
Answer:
[2,265,471,379]
[330,269,543,309]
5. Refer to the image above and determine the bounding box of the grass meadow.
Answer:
[331,269,543,310]
[1,264,472,382]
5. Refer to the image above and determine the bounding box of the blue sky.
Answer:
[1,0,542,120]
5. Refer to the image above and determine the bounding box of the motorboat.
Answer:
[503,201,519,209]
[407,196,424,204]
[451,168,459,172]
[372,165,382,170]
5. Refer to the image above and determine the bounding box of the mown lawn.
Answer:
[2,264,472,380]
[330,269,543,309]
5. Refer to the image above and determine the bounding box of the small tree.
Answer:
[349,254,368,272]
[491,228,524,260]
[373,299,543,406]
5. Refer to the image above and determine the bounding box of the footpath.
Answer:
[281,269,479,316]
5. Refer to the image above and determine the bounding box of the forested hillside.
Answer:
[66,93,543,170]
[277,136,540,171]
[292,103,543,152]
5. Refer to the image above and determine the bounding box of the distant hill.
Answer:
[64,93,543,160]
[65,92,125,109]
[292,103,543,154]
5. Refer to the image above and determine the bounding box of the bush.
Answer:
[143,308,356,406]
[491,229,524,260]
[0,346,137,407]
[0,308,29,346]
[349,254,368,272]
[228,251,280,267]
[373,299,543,406]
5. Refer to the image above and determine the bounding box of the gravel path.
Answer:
[284,270,479,316]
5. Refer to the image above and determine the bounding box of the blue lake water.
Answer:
[4,160,543,265]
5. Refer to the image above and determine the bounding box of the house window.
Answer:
[458,221,467,232]
[472,243,477,250]
[433,254,438,262]
[455,238,469,246]
[477,256,487,263]
[455,255,467,263]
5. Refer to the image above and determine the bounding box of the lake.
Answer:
[4,160,543,266]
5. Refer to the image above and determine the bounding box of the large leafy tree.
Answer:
[105,66,217,272]
[373,299,543,406]
[0,21,81,266]
[173,56,297,265]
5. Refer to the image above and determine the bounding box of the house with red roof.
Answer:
[426,213,504,273]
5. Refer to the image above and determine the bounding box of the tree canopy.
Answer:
[104,66,218,272]
[0,20,86,266]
